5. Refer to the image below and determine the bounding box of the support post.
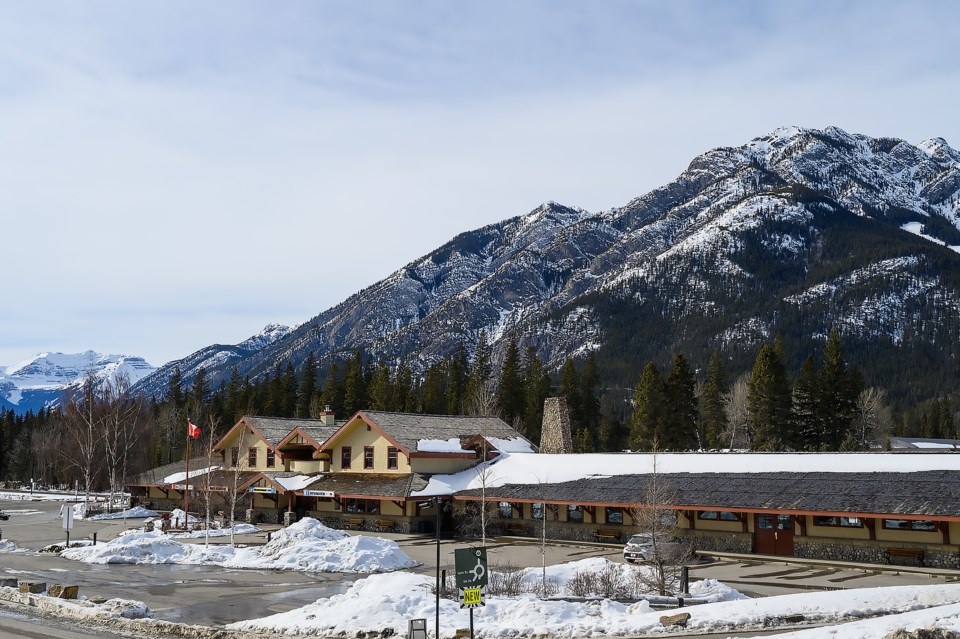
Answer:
[435,496,441,639]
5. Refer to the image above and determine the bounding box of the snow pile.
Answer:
[760,602,960,638]
[229,578,960,638]
[86,506,158,521]
[60,517,417,573]
[167,523,260,538]
[0,540,20,552]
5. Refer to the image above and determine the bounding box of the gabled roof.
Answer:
[317,410,532,456]
[214,415,343,452]
[276,421,345,449]
[127,459,216,486]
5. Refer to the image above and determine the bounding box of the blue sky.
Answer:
[2,1,958,369]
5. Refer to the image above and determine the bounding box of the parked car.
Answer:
[0,510,9,520]
[622,533,687,563]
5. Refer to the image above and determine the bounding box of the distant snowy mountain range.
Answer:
[0,351,155,414]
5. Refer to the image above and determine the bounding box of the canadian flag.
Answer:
[187,421,201,439]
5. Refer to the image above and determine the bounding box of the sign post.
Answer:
[61,504,74,547]
[454,547,488,639]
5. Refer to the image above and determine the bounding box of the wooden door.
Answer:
[755,513,795,556]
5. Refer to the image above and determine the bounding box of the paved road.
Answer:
[1,495,956,634]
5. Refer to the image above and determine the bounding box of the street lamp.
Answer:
[435,496,441,639]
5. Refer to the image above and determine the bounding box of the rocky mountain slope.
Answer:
[134,126,960,405]
[0,351,155,413]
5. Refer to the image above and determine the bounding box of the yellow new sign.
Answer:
[462,587,482,607]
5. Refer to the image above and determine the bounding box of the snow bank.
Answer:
[60,517,417,573]
[167,523,260,538]
[0,540,20,552]
[755,602,960,638]
[86,506,158,521]
[229,578,960,638]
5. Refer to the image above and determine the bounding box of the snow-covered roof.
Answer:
[413,451,960,497]
[163,465,220,485]
[417,438,471,453]
[352,411,533,454]
[273,474,319,492]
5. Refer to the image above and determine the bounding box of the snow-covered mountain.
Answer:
[0,351,155,414]
[131,324,290,399]
[134,126,960,404]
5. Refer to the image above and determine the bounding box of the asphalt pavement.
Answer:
[1,495,957,630]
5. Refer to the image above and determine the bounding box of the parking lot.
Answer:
[1,496,956,627]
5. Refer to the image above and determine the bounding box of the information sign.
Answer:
[454,547,488,588]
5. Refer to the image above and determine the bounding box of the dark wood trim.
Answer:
[937,521,951,545]
[792,514,806,537]
[864,518,877,540]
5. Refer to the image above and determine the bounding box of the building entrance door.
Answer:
[754,513,795,556]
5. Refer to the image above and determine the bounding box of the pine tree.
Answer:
[817,328,857,450]
[630,362,665,450]
[225,366,241,423]
[579,353,600,439]
[368,362,395,411]
[560,358,580,428]
[497,336,524,425]
[664,353,698,449]
[421,358,450,415]
[700,350,728,449]
[447,342,469,415]
[572,427,595,453]
[296,353,317,418]
[791,355,820,450]
[320,362,345,414]
[467,330,492,401]
[521,346,550,442]
[343,351,368,416]
[748,343,791,450]
[281,362,298,417]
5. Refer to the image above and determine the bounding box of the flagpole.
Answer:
[184,420,190,530]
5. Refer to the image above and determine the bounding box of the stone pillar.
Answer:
[539,397,573,454]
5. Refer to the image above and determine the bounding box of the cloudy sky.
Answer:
[2,1,958,369]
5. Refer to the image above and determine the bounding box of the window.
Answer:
[341,447,352,469]
[699,511,739,521]
[498,502,513,518]
[344,498,379,514]
[230,447,239,467]
[606,508,623,525]
[364,446,375,469]
[883,519,936,531]
[247,447,257,468]
[567,505,584,522]
[532,502,544,520]
[813,516,862,527]
[387,447,399,470]
[266,449,276,468]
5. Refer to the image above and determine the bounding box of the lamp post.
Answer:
[435,495,441,639]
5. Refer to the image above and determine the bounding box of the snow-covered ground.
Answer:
[229,577,960,638]
[83,506,158,521]
[0,539,22,553]
[60,517,417,573]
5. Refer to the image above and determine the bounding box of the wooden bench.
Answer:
[375,519,396,531]
[594,528,622,542]
[886,547,925,566]
[504,522,529,537]
[344,518,365,530]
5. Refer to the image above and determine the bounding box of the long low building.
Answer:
[128,413,960,568]
[417,451,960,568]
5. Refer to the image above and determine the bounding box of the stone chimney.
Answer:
[539,397,573,454]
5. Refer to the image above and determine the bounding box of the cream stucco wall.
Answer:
[410,457,477,474]
[329,423,411,473]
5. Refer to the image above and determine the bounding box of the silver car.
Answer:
[622,533,685,563]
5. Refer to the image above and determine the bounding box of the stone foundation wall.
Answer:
[796,538,960,569]
[681,530,753,554]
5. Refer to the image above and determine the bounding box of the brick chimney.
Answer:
[539,397,573,454]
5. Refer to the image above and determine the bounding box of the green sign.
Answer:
[454,546,488,589]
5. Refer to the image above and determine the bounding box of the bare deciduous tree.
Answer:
[101,374,152,507]
[722,374,752,450]
[629,444,692,596]
[58,373,106,501]
[852,387,894,449]
[227,424,249,547]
